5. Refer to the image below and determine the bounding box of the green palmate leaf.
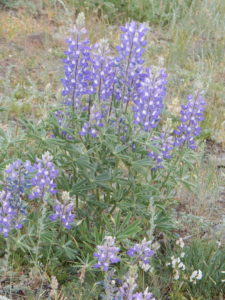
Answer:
[155,211,175,233]
[94,172,113,191]
[76,156,96,171]
[102,212,142,240]
[87,199,108,208]
[117,220,142,240]
[72,179,96,194]
[118,212,133,231]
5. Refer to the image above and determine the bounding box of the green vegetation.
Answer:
[0,1,224,299]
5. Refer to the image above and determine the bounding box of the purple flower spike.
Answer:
[133,67,168,132]
[0,191,24,237]
[127,238,154,271]
[4,159,33,212]
[174,92,206,149]
[29,152,58,201]
[92,38,116,102]
[93,236,120,271]
[118,268,156,300]
[61,16,93,110]
[115,21,149,105]
[49,192,75,229]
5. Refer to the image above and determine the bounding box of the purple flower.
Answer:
[61,31,93,110]
[133,67,168,131]
[29,152,58,201]
[0,191,24,237]
[4,159,34,212]
[116,21,148,65]
[49,192,75,229]
[127,238,154,269]
[174,92,206,149]
[93,236,120,271]
[115,21,148,105]
[92,39,116,102]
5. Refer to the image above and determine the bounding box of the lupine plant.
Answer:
[0,12,216,300]
[49,13,207,297]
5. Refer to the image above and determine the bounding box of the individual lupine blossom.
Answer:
[115,21,148,104]
[29,152,58,201]
[189,270,203,284]
[0,191,24,237]
[174,92,206,149]
[127,238,155,271]
[118,268,156,300]
[49,191,75,229]
[93,236,120,271]
[133,67,168,132]
[4,159,33,212]
[61,13,93,110]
